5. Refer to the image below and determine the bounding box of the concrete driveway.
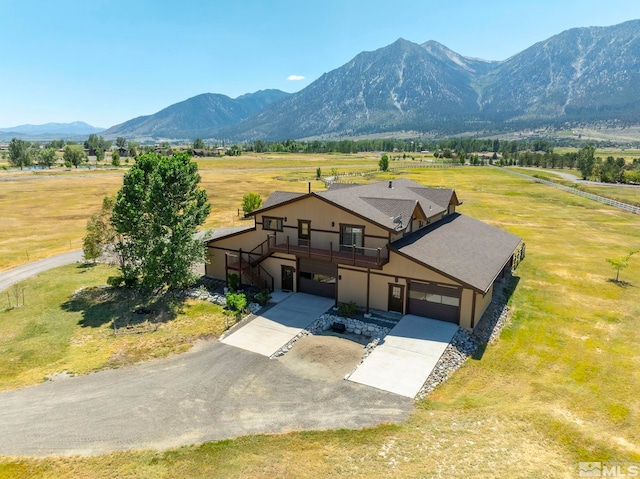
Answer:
[348,315,458,398]
[0,340,412,457]
[221,293,334,356]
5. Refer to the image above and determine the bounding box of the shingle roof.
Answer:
[317,179,456,231]
[390,213,521,293]
[261,191,307,209]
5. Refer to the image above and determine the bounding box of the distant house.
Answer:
[214,147,227,156]
[0,144,8,151]
[206,179,523,330]
[118,147,129,157]
[192,149,208,157]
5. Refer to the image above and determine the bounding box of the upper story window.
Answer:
[263,216,283,231]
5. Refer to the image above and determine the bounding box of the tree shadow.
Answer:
[607,278,633,288]
[61,286,183,329]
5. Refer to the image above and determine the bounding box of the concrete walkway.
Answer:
[221,293,334,356]
[348,315,458,398]
[0,341,412,457]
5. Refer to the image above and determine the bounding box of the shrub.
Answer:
[227,273,240,292]
[338,301,358,318]
[225,292,247,314]
[254,289,271,307]
[107,275,125,288]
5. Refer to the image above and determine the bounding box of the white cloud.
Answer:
[287,75,305,81]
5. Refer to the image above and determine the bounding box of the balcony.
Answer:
[267,234,388,269]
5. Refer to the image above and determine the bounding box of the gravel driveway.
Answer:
[0,339,412,457]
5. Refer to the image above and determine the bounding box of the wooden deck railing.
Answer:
[267,234,388,268]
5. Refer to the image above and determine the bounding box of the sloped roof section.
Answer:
[407,187,460,209]
[390,213,521,293]
[361,197,417,229]
[260,191,307,210]
[317,178,450,230]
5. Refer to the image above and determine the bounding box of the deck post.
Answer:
[286,235,290,254]
[307,238,311,258]
[366,268,370,314]
[224,253,229,287]
[376,247,381,267]
[352,245,356,265]
[329,242,333,262]
[238,248,243,290]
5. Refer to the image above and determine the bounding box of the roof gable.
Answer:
[390,213,521,293]
[252,179,461,232]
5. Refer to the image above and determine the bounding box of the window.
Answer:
[300,272,335,283]
[340,225,364,253]
[298,220,310,246]
[263,216,283,231]
[409,286,459,307]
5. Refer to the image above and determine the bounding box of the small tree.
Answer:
[606,250,638,282]
[83,196,116,263]
[38,148,57,168]
[116,137,127,149]
[379,154,389,172]
[8,138,30,170]
[577,144,596,180]
[111,150,120,167]
[63,144,87,168]
[95,148,105,164]
[241,192,262,215]
[193,138,205,150]
[316,167,321,179]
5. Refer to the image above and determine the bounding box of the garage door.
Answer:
[408,281,460,324]
[298,259,336,298]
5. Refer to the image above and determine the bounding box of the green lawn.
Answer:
[0,264,228,390]
[1,166,639,477]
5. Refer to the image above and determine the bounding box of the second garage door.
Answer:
[408,281,460,324]
[298,259,336,299]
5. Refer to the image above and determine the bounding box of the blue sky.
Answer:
[2,0,640,128]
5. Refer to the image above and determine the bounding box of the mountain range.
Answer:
[103,90,290,139]
[11,19,640,142]
[218,19,640,141]
[0,121,104,140]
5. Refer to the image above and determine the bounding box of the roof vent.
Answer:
[388,181,393,189]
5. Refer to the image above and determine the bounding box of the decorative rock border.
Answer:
[414,277,514,400]
[185,286,261,314]
[270,313,390,360]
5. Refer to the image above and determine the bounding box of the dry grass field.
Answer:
[0,154,426,271]
[1,158,639,478]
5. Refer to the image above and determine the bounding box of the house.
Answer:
[205,179,523,330]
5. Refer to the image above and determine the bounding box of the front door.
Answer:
[388,284,404,313]
[282,265,294,291]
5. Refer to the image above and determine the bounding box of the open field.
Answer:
[512,167,640,207]
[0,154,429,272]
[0,165,639,477]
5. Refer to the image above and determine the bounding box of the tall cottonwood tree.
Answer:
[111,152,210,293]
[8,138,30,170]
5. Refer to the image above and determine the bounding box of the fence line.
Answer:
[326,163,462,184]
[497,167,640,215]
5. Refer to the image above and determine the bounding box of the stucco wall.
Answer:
[257,196,390,253]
